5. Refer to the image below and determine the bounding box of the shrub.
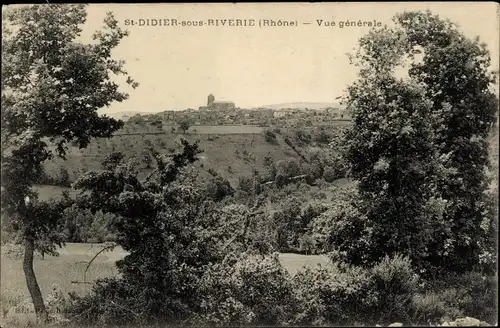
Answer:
[88,211,117,243]
[263,154,273,167]
[273,196,303,252]
[102,152,125,171]
[298,233,317,255]
[310,184,372,263]
[141,149,153,169]
[263,129,277,144]
[191,252,297,326]
[157,139,167,149]
[410,291,461,325]
[322,165,337,182]
[314,127,331,144]
[274,172,287,189]
[189,262,255,325]
[293,262,377,326]
[293,129,312,146]
[238,176,253,193]
[178,119,191,133]
[370,254,420,324]
[233,253,298,325]
[422,271,498,324]
[56,165,71,187]
[61,205,94,242]
[205,175,234,202]
[67,277,153,326]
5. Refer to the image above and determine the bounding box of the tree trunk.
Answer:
[23,235,48,323]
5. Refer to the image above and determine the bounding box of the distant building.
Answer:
[199,94,236,110]
[250,108,274,119]
[273,111,287,118]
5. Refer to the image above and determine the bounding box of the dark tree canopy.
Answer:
[341,10,498,275]
[1,4,138,321]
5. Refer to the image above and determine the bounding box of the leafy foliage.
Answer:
[263,128,277,144]
[205,171,234,202]
[371,254,420,324]
[293,261,377,326]
[1,4,137,320]
[178,118,191,134]
[341,10,498,275]
[69,141,241,325]
[191,252,298,326]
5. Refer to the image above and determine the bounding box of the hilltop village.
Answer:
[121,94,349,128]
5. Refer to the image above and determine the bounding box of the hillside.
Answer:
[41,125,341,190]
[39,120,498,202]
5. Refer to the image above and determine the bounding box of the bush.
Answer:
[314,127,331,144]
[37,165,72,187]
[67,277,154,326]
[206,174,234,202]
[422,272,498,325]
[191,252,297,326]
[410,291,461,325]
[102,152,125,171]
[233,253,298,325]
[274,172,287,188]
[263,129,277,144]
[178,119,191,133]
[371,254,420,324]
[273,196,303,252]
[57,165,71,187]
[322,165,337,182]
[262,154,273,167]
[293,262,377,326]
[61,205,94,242]
[293,129,312,146]
[60,206,116,243]
[310,184,372,263]
[88,211,117,243]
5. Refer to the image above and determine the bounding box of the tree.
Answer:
[56,164,71,187]
[1,4,138,322]
[102,151,126,171]
[69,141,232,325]
[342,10,498,274]
[263,128,277,143]
[205,173,234,202]
[344,73,442,269]
[129,114,145,125]
[178,118,191,134]
[141,148,153,169]
[150,119,163,130]
[392,11,498,273]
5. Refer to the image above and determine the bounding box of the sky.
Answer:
[73,3,499,113]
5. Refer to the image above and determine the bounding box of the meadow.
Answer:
[42,123,345,187]
[176,125,264,134]
[1,243,329,318]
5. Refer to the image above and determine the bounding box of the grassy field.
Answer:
[279,253,330,276]
[1,244,121,309]
[181,125,264,134]
[1,243,329,318]
[42,128,331,187]
[118,125,264,135]
[32,185,80,202]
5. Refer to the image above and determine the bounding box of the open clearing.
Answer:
[1,243,329,309]
[179,125,264,134]
[118,125,264,135]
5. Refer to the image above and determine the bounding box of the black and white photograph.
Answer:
[1,2,499,327]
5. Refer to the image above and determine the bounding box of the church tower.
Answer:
[207,94,215,107]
